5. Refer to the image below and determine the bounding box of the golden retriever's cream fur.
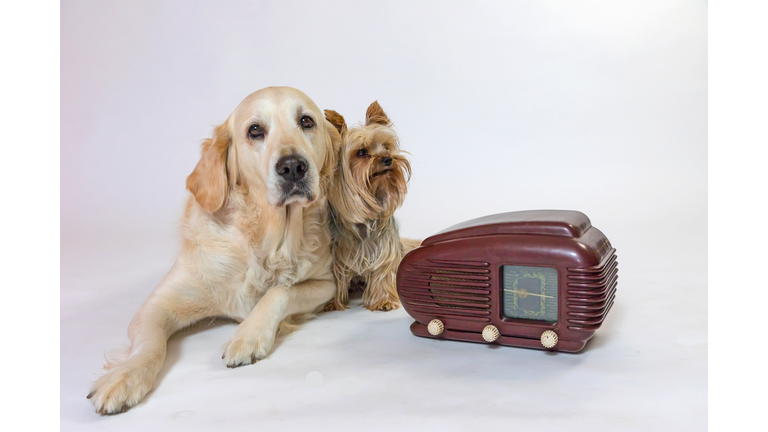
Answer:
[87,87,340,414]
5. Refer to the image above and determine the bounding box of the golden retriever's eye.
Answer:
[300,116,315,129]
[356,148,368,158]
[248,124,265,139]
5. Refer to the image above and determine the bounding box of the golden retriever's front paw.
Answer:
[88,364,155,415]
[222,327,275,368]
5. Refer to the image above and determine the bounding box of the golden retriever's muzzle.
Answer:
[276,154,314,206]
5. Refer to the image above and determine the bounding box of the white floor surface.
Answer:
[61,220,707,431]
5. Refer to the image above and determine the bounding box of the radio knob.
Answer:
[482,325,500,343]
[540,330,558,348]
[427,319,444,336]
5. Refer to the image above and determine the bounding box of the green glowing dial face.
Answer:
[502,266,558,322]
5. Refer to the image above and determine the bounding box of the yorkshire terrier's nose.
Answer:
[276,154,308,182]
[382,156,393,167]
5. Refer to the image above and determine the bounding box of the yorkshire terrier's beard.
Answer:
[349,154,410,220]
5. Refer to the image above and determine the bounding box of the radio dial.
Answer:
[540,330,558,348]
[482,325,500,342]
[427,319,444,336]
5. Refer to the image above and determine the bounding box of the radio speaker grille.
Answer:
[565,249,618,331]
[399,259,492,323]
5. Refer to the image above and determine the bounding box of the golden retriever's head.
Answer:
[324,101,411,223]
[186,87,340,212]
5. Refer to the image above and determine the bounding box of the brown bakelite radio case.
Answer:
[396,210,617,353]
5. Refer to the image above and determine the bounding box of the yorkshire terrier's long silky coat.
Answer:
[324,102,420,311]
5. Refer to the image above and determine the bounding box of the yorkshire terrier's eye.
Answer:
[300,116,315,129]
[248,124,265,139]
[356,148,369,158]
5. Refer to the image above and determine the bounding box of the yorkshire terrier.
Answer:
[324,101,420,311]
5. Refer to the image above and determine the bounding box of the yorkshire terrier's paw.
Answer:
[322,298,349,312]
[323,300,347,312]
[366,301,401,312]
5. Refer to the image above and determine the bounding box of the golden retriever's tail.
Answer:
[400,237,422,255]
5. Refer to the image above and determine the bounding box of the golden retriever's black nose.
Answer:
[382,157,392,167]
[276,155,308,182]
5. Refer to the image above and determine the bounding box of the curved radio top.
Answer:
[422,210,592,246]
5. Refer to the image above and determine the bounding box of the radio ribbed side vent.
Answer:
[399,259,492,323]
[565,249,618,331]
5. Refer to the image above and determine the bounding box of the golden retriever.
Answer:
[87,87,340,414]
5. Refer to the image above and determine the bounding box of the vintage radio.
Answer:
[396,210,617,353]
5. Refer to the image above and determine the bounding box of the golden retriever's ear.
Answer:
[324,109,347,135]
[186,123,232,213]
[320,119,341,184]
[365,101,392,126]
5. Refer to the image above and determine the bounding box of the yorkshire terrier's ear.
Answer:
[324,109,347,135]
[365,101,392,126]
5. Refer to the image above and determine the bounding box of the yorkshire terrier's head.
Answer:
[325,101,411,224]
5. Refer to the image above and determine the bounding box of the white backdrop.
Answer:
[61,1,707,430]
